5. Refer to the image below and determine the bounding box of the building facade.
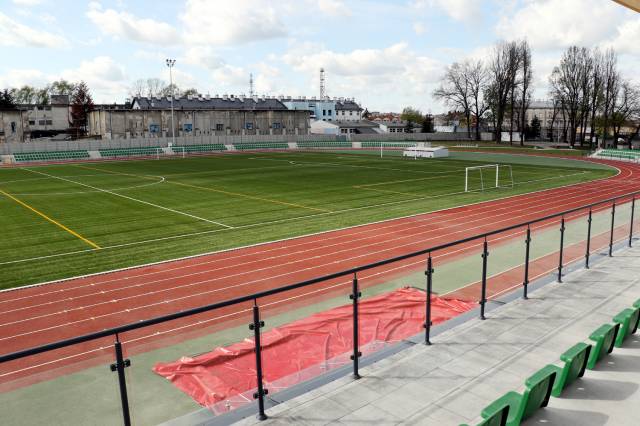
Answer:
[89,95,310,138]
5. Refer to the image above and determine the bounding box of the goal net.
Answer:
[464,164,514,192]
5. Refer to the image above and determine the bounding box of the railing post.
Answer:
[350,273,361,379]
[480,238,489,320]
[585,209,592,269]
[609,202,616,256]
[558,216,565,283]
[249,301,268,420]
[425,254,434,345]
[110,334,132,426]
[523,226,531,300]
[630,197,636,248]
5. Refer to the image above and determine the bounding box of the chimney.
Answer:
[223,94,228,100]
[205,94,210,100]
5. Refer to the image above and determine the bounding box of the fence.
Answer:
[0,133,482,155]
[0,191,638,425]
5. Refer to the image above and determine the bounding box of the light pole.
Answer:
[166,58,176,146]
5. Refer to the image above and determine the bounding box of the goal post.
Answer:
[464,164,514,192]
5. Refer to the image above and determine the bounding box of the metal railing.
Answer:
[0,191,639,424]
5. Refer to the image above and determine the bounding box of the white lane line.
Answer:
[23,168,233,229]
[0,177,618,309]
[0,193,625,329]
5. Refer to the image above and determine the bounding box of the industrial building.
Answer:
[88,95,310,139]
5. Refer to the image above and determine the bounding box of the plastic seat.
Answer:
[587,323,619,369]
[613,308,640,347]
[481,365,556,426]
[549,342,591,396]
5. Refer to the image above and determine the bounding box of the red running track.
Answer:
[1,157,640,385]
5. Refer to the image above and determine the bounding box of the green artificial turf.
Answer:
[0,150,615,288]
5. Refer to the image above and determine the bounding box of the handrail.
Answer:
[1,189,638,365]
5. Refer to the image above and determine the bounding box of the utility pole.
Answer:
[320,68,326,99]
[166,58,176,145]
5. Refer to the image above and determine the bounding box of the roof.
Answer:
[131,96,290,111]
[334,120,380,129]
[335,100,362,111]
[529,100,556,109]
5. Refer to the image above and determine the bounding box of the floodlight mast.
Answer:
[166,58,176,147]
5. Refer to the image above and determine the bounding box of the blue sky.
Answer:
[1,0,639,113]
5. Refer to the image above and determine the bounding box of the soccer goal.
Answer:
[464,164,514,192]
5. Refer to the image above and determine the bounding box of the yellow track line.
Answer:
[0,189,101,249]
[75,164,332,213]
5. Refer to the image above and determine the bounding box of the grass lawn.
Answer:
[0,149,615,289]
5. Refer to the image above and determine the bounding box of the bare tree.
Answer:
[487,41,521,143]
[146,78,169,98]
[549,46,591,147]
[588,49,605,149]
[129,79,146,98]
[611,81,640,145]
[518,40,533,145]
[467,60,490,141]
[433,62,473,139]
[601,49,619,146]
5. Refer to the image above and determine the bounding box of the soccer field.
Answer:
[0,150,615,289]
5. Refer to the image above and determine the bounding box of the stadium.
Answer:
[1,1,640,426]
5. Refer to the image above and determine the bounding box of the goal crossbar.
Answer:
[464,164,514,192]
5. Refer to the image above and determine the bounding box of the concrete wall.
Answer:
[0,110,25,144]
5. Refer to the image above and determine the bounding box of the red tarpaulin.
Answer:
[153,288,475,409]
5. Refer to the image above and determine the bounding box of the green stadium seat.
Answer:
[549,342,591,397]
[612,307,640,347]
[481,365,556,426]
[587,323,619,369]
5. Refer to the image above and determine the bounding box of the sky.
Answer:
[1,0,639,113]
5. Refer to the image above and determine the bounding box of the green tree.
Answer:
[421,114,434,133]
[0,89,17,108]
[70,81,94,137]
[182,88,200,97]
[529,116,541,139]
[50,80,77,95]
[405,120,414,133]
[400,107,424,124]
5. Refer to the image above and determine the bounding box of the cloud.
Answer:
[86,2,181,45]
[606,17,640,55]
[180,0,287,45]
[60,56,128,102]
[0,69,50,88]
[412,0,482,22]
[12,0,42,6]
[495,0,621,50]
[317,0,351,17]
[413,22,426,35]
[0,12,69,48]
[182,46,224,71]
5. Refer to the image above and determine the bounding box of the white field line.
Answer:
[24,168,233,229]
[0,181,627,308]
[9,176,166,196]
[0,195,626,333]
[0,164,626,269]
[0,160,620,293]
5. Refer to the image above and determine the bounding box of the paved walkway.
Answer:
[235,244,640,426]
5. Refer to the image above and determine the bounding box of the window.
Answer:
[246,122,254,130]
[272,122,281,129]
[323,110,326,116]
[183,123,193,132]
[28,120,35,125]
[39,120,46,125]
[44,106,52,111]
[328,110,332,116]
[37,106,44,111]
[349,111,353,116]
[216,123,224,131]
[11,122,16,133]
[149,124,160,133]
[45,119,52,125]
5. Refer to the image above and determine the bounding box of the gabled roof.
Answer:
[131,96,290,111]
